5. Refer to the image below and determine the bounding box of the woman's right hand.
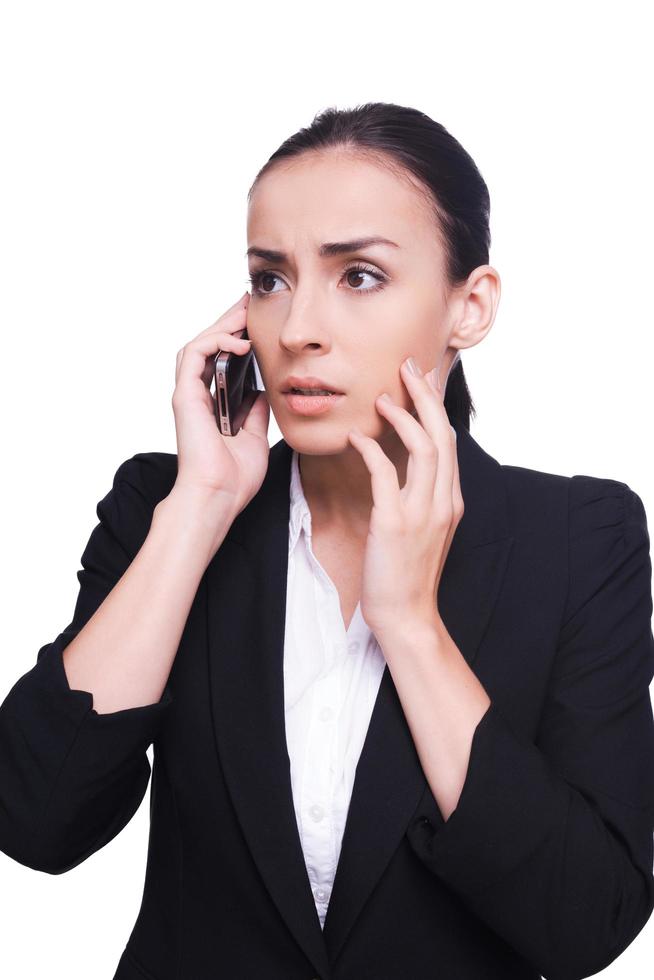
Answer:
[171,291,271,516]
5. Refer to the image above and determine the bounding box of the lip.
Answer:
[283,392,344,416]
[281,375,344,394]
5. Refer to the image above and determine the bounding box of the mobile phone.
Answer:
[212,327,263,437]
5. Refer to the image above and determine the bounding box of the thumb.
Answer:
[241,390,270,438]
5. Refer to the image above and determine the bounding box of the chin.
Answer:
[278,426,355,455]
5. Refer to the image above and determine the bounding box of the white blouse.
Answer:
[283,449,387,929]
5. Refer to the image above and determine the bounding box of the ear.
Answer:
[447,264,501,353]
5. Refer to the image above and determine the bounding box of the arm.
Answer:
[0,455,236,874]
[389,478,654,980]
[62,470,236,714]
[378,618,492,823]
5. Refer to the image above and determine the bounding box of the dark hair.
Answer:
[248,102,492,431]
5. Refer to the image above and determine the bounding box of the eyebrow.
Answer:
[245,236,400,262]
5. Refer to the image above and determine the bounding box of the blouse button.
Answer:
[309,803,325,822]
[314,887,328,902]
[348,640,360,653]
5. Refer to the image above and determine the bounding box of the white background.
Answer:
[1,1,652,976]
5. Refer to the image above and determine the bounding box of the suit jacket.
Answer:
[1,424,654,980]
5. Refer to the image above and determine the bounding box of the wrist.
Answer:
[153,483,238,554]
[374,611,448,651]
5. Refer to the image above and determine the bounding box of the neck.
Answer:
[298,425,410,537]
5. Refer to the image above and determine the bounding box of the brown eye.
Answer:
[344,263,387,295]
[346,269,367,288]
[248,271,283,295]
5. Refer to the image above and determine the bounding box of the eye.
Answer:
[247,270,285,296]
[246,262,388,298]
[343,264,387,295]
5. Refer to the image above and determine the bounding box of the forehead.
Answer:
[246,152,436,252]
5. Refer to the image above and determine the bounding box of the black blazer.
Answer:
[1,424,654,980]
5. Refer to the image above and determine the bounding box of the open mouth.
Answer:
[289,387,338,396]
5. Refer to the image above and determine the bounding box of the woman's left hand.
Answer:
[347,356,464,638]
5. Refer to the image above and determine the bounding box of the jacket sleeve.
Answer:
[0,455,174,875]
[406,476,654,980]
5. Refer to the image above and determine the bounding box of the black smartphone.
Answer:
[212,327,261,437]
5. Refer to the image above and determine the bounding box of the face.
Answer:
[245,150,468,456]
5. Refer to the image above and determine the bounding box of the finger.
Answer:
[174,328,251,392]
[175,307,250,385]
[432,422,456,530]
[347,427,401,520]
[374,393,437,516]
[176,294,252,386]
[190,298,251,344]
[240,390,270,441]
[400,358,456,516]
[437,428,462,578]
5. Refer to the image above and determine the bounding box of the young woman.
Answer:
[1,103,653,980]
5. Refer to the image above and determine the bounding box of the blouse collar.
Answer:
[289,449,313,553]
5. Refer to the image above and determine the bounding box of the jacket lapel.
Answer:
[206,422,514,976]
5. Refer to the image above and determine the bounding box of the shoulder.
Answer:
[109,451,178,508]
[498,462,651,583]
[93,452,179,558]
[500,461,646,535]
[498,462,570,542]
[500,462,651,636]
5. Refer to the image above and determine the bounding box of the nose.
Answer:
[276,285,336,352]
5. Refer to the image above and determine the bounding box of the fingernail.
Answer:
[426,368,440,391]
[405,356,422,376]
[379,392,392,403]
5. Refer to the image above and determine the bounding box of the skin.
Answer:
[245,148,501,539]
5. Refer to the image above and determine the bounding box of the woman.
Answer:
[1,103,653,979]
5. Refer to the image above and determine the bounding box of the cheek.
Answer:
[248,338,275,379]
